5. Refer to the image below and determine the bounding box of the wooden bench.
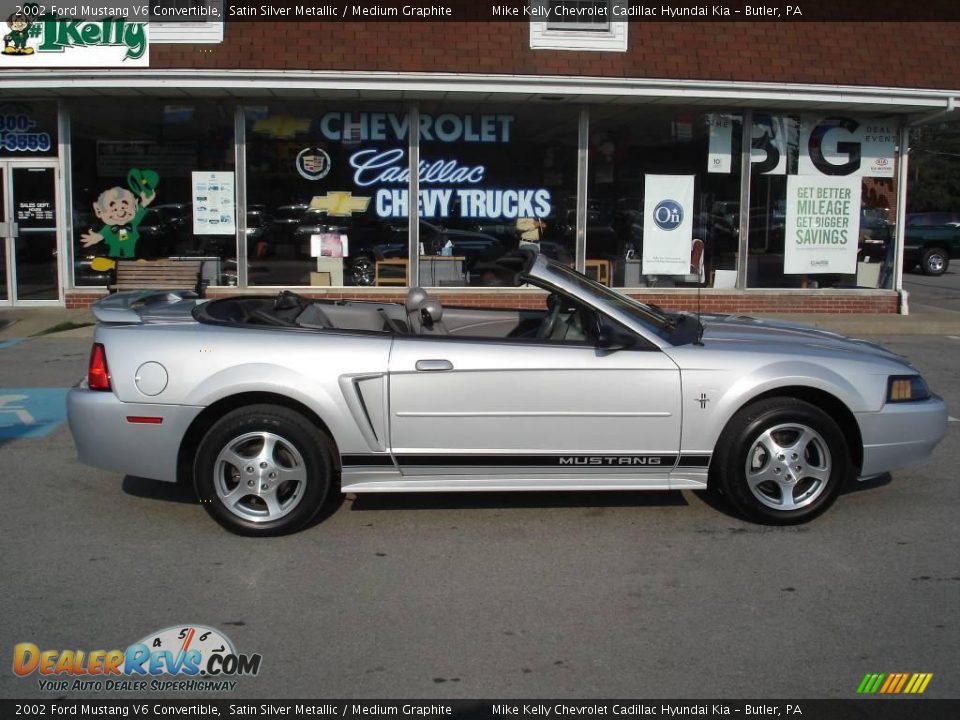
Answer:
[110,259,204,295]
[375,258,408,286]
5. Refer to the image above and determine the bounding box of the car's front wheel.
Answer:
[194,404,333,535]
[921,247,949,276]
[713,398,850,524]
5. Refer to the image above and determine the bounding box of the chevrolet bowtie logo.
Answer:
[309,191,371,217]
[252,115,311,139]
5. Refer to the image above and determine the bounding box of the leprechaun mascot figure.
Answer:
[81,169,160,269]
[3,11,35,55]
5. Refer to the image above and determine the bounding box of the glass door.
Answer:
[0,162,60,303]
[0,166,7,302]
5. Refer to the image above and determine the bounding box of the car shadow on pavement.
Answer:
[122,474,348,530]
[347,489,687,513]
[692,472,894,520]
[841,472,893,494]
[122,475,200,504]
[303,493,347,529]
[689,488,736,518]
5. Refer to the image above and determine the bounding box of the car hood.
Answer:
[696,313,908,363]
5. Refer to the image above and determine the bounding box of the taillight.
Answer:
[88,343,111,391]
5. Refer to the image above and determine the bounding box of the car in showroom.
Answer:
[68,252,946,536]
[292,212,511,286]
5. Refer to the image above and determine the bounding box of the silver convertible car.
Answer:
[68,252,947,535]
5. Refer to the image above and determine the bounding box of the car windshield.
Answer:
[539,259,677,337]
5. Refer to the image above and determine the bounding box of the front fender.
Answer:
[680,359,888,457]
[720,360,879,417]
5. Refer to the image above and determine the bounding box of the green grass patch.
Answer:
[31,321,95,337]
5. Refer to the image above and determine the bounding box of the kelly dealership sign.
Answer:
[0,10,148,67]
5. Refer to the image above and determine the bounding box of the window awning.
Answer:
[2,70,959,121]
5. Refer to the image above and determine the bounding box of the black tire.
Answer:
[713,397,851,525]
[347,255,376,286]
[194,404,333,536]
[921,247,949,276]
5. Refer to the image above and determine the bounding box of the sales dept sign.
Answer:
[0,7,148,67]
[784,175,862,275]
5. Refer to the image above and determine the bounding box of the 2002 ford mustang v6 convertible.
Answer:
[68,252,947,535]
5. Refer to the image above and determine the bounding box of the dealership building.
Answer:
[0,3,958,313]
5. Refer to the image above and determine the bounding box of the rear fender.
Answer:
[183,363,353,449]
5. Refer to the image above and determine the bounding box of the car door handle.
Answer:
[415,359,453,372]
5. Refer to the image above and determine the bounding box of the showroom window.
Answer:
[530,0,628,51]
[0,100,57,156]
[244,101,410,287]
[69,100,236,287]
[244,101,577,288]
[745,113,898,289]
[585,106,744,288]
[414,101,579,287]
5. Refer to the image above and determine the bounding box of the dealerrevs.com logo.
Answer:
[13,625,261,693]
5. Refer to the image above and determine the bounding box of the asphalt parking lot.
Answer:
[0,328,958,701]
[905,265,960,313]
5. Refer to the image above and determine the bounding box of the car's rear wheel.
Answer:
[713,398,850,524]
[194,404,333,536]
[921,247,949,276]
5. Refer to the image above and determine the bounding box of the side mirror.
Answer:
[594,317,636,351]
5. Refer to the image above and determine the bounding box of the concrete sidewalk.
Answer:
[0,307,96,340]
[3,302,960,341]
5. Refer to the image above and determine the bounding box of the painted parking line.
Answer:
[0,388,70,440]
[0,338,24,350]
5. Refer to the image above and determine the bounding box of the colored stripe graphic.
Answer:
[858,673,932,694]
[905,673,934,694]
[857,673,885,694]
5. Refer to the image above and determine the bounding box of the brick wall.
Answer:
[150,22,958,90]
[65,290,899,314]
[66,293,107,309]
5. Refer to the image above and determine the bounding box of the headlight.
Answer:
[887,375,930,403]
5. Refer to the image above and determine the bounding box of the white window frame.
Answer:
[149,1,224,44]
[530,0,628,52]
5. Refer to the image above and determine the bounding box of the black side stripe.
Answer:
[677,454,712,468]
[396,454,677,467]
[341,453,712,468]
[341,454,395,467]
